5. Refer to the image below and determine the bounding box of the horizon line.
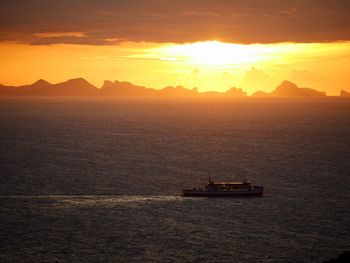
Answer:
[1,77,350,97]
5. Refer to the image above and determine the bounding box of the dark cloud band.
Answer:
[1,0,350,45]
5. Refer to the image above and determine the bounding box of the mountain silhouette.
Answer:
[31,79,51,88]
[101,81,200,97]
[101,80,154,96]
[48,78,98,96]
[252,80,326,97]
[0,78,335,98]
[224,87,247,97]
[160,86,198,97]
[199,87,247,97]
[0,78,98,96]
[340,90,350,97]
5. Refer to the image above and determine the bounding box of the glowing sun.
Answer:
[153,41,277,67]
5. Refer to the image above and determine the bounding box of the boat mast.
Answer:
[243,175,247,184]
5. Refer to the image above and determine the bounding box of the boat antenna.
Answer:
[243,175,247,184]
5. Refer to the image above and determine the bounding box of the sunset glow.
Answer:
[152,41,276,66]
[1,1,350,261]
[1,41,349,95]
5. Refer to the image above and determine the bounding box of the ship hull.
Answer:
[183,187,263,197]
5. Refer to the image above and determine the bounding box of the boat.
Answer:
[182,176,263,197]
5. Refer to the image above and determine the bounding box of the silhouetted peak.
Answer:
[65,78,90,85]
[114,80,136,86]
[61,78,97,91]
[113,80,123,85]
[101,80,114,89]
[160,85,197,96]
[32,79,50,86]
[101,80,141,90]
[225,87,247,96]
[163,85,190,91]
[99,80,150,96]
[104,80,113,85]
[113,80,146,89]
[52,78,98,95]
[340,90,350,97]
[272,80,326,97]
[277,80,298,90]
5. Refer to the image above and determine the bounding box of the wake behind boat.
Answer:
[183,176,263,197]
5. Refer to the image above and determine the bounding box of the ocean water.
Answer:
[0,97,349,262]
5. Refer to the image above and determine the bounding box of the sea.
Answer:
[0,97,349,263]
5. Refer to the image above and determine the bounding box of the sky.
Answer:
[1,0,350,95]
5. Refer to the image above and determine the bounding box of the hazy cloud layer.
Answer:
[1,0,350,45]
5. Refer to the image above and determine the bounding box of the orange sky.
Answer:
[1,1,350,95]
[1,41,349,95]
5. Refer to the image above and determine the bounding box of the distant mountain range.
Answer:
[0,78,348,98]
[252,80,326,97]
[0,78,98,96]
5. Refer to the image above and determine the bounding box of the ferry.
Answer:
[182,176,263,197]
